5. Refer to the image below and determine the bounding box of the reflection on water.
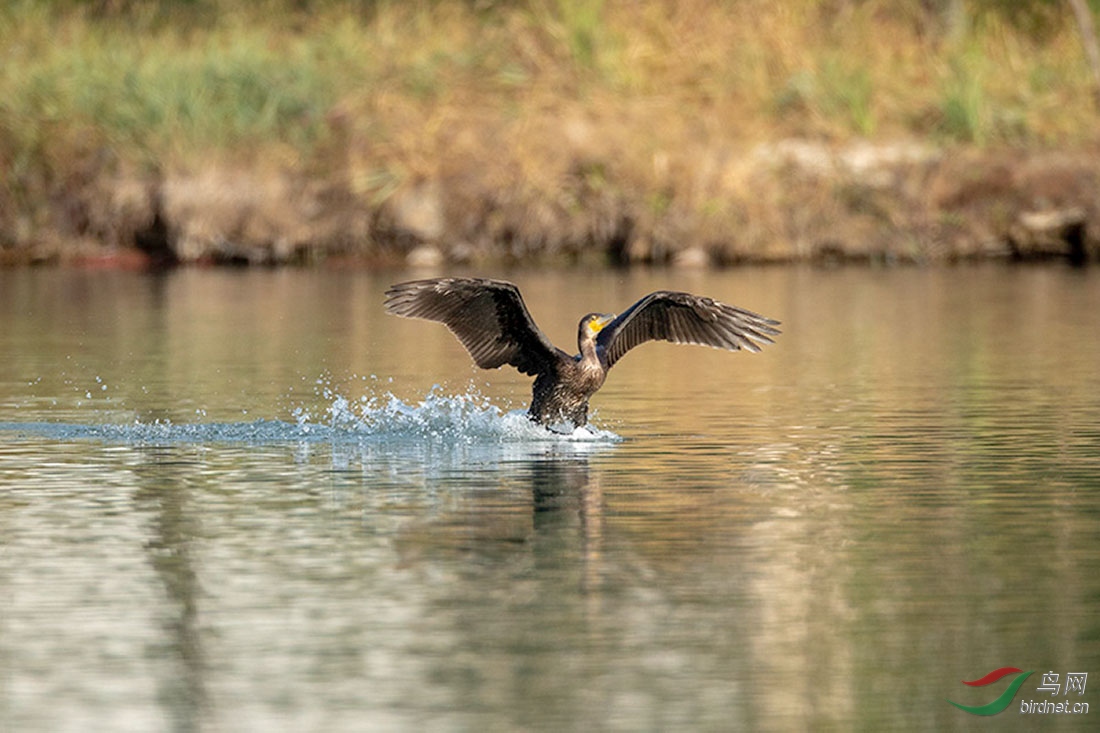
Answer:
[1,266,1099,730]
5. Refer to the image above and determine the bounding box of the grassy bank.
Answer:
[2,0,1099,265]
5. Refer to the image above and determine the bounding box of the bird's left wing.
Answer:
[384,278,567,376]
[596,290,780,370]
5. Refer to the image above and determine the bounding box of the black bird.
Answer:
[384,277,779,428]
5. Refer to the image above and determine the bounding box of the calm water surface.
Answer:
[1,266,1098,731]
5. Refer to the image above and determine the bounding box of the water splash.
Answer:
[293,383,614,443]
[0,382,619,448]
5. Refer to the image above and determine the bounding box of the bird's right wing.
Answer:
[384,278,567,376]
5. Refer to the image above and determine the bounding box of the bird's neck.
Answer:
[578,337,601,366]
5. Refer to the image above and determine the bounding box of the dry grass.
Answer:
[1,0,1099,264]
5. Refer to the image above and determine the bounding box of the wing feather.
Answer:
[384,278,567,376]
[596,291,780,369]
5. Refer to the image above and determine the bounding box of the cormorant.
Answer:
[384,277,779,428]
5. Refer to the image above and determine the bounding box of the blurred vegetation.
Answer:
[1,0,1098,264]
[4,0,1095,152]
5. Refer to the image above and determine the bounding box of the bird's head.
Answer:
[578,313,615,346]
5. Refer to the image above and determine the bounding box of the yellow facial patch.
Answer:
[588,316,612,335]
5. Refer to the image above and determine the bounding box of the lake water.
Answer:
[1,265,1098,731]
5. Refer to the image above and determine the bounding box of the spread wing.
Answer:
[596,290,780,370]
[384,278,568,376]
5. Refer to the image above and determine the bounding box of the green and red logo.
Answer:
[948,667,1034,716]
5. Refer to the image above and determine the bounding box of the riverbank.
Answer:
[2,1,1098,267]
